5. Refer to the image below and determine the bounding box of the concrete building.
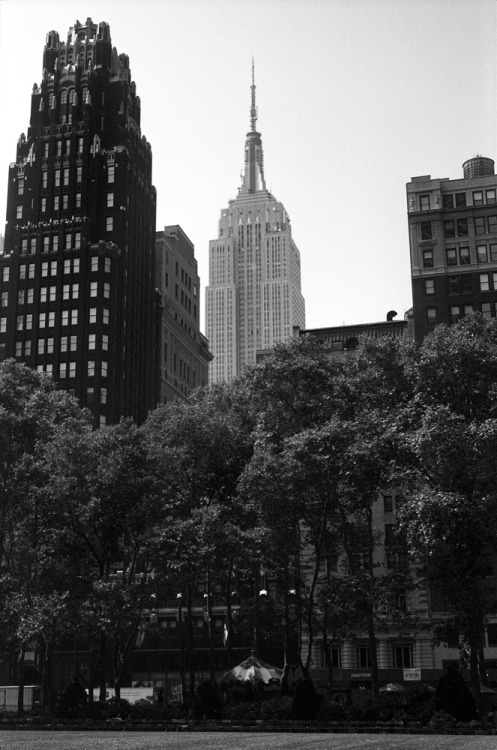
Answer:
[206,65,305,383]
[155,225,211,403]
[0,18,157,425]
[407,156,497,341]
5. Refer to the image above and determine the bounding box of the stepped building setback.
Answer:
[0,19,157,425]
[206,64,305,383]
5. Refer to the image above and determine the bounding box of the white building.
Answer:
[206,66,305,383]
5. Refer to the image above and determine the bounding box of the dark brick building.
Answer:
[407,156,497,342]
[0,18,157,425]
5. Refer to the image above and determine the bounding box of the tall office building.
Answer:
[407,156,497,341]
[156,225,211,403]
[206,66,305,383]
[0,19,157,425]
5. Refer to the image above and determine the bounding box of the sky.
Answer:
[0,0,496,331]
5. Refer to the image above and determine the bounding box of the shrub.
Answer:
[434,666,477,722]
[316,701,347,721]
[260,696,293,721]
[429,709,457,730]
[292,678,319,720]
[194,680,223,719]
[224,701,260,721]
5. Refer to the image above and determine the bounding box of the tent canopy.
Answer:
[222,652,283,684]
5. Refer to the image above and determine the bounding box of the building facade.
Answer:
[407,156,497,342]
[156,225,211,403]
[0,18,157,425]
[206,66,305,383]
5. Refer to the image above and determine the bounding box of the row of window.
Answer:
[8,307,110,331]
[14,282,110,305]
[29,334,109,355]
[426,301,497,327]
[419,216,497,241]
[1,256,112,284]
[35,360,108,378]
[422,242,497,268]
[418,190,497,211]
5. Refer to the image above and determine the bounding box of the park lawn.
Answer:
[0,733,497,750]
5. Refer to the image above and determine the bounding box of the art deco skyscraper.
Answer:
[0,19,157,425]
[206,66,305,383]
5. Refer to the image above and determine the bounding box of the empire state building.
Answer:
[206,66,305,383]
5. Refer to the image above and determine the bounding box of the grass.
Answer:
[0,732,496,750]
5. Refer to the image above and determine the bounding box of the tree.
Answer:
[398,315,497,705]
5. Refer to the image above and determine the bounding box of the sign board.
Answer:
[403,668,421,682]
[350,672,372,680]
[104,687,154,703]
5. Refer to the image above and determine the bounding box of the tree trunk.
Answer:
[225,557,234,663]
[17,644,26,714]
[98,630,107,702]
[206,563,215,682]
[186,582,195,709]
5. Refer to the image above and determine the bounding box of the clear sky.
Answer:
[0,0,496,331]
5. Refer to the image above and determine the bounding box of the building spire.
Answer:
[240,60,267,194]
[250,57,257,132]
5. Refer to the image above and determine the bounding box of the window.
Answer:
[419,194,430,211]
[103,308,109,325]
[19,265,26,280]
[480,273,490,291]
[473,191,484,206]
[475,217,486,235]
[16,205,22,220]
[2,268,9,283]
[60,337,68,352]
[86,387,94,404]
[107,192,114,208]
[21,239,28,255]
[59,363,67,378]
[488,624,497,647]
[72,283,79,299]
[63,168,69,186]
[487,190,496,205]
[0,317,6,333]
[101,387,107,405]
[446,248,457,266]
[455,193,466,208]
[90,282,98,297]
[89,308,97,324]
[43,236,49,253]
[489,215,497,234]
[450,305,460,323]
[39,312,46,328]
[87,361,95,377]
[461,275,472,293]
[101,361,108,377]
[54,170,60,187]
[422,249,434,268]
[40,287,47,303]
[49,286,56,302]
[88,333,96,350]
[1,292,7,307]
[62,194,68,211]
[103,282,110,298]
[74,232,81,250]
[25,314,32,330]
[42,171,48,189]
[75,193,81,209]
[53,236,58,252]
[30,238,36,255]
[65,234,72,250]
[393,645,413,668]
[442,194,453,209]
[425,279,434,295]
[16,316,23,331]
[71,310,78,325]
[420,222,432,240]
[105,258,111,273]
[68,362,76,378]
[459,247,470,265]
[18,290,25,305]
[426,307,436,328]
[17,179,24,196]
[15,341,22,357]
[457,218,468,236]
[384,495,393,513]
[63,284,70,300]
[99,415,107,427]
[76,166,82,183]
[53,196,59,212]
[477,245,488,263]
[37,339,45,355]
[357,646,371,668]
[69,335,77,352]
[102,334,108,351]
[41,197,46,213]
[106,217,113,232]
[64,260,71,274]
[463,304,474,316]
[444,221,455,238]
[448,276,459,294]
[48,311,55,327]
[91,257,99,272]
[61,310,69,326]
[27,288,33,304]
[108,165,115,183]
[73,258,80,273]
